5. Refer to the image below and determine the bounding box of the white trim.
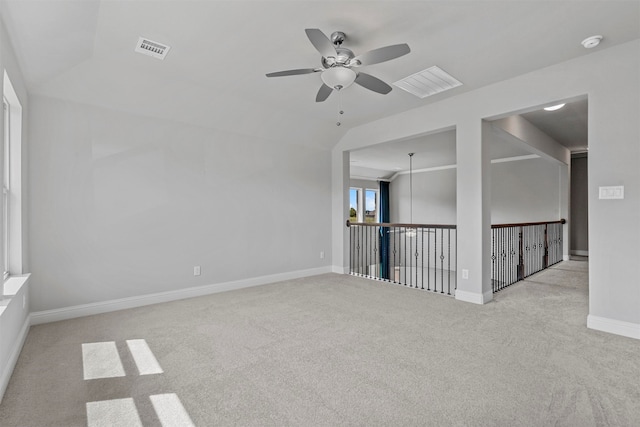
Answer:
[30,266,332,325]
[390,164,456,181]
[387,155,541,181]
[332,265,349,274]
[490,154,540,164]
[587,315,640,340]
[0,313,30,404]
[454,289,493,304]
[571,250,589,257]
[350,175,390,183]
[563,255,571,261]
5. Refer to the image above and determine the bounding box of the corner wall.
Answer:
[28,95,332,312]
[0,12,30,403]
[334,40,640,338]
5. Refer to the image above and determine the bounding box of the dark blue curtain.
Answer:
[379,181,390,280]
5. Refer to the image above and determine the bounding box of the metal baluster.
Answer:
[421,228,425,290]
[369,226,372,277]
[503,228,507,290]
[439,229,442,292]
[392,227,397,283]
[511,227,515,286]
[400,227,407,286]
[355,226,360,275]
[491,228,496,292]
[415,231,419,289]
[374,226,379,279]
[349,226,353,275]
[435,229,439,292]
[409,228,414,288]
[447,228,451,295]
[427,228,431,291]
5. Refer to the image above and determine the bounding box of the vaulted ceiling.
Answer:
[2,1,639,151]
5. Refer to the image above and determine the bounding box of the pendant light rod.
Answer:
[409,152,414,224]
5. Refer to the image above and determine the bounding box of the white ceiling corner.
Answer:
[1,0,638,154]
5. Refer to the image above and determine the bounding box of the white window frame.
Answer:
[349,186,380,223]
[3,96,9,281]
[3,70,23,282]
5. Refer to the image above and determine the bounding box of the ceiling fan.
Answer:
[266,29,410,102]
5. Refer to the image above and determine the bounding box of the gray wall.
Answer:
[570,155,588,253]
[388,158,560,225]
[28,96,332,312]
[349,179,379,191]
[491,158,561,224]
[335,40,640,332]
[390,168,456,224]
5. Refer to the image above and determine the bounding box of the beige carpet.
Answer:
[1,260,639,426]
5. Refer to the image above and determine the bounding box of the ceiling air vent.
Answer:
[393,66,462,99]
[135,37,170,60]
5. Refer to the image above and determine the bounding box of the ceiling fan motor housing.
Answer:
[322,47,355,68]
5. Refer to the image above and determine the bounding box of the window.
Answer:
[364,189,378,223]
[349,186,378,223]
[3,71,23,280]
[349,188,360,222]
[2,96,9,280]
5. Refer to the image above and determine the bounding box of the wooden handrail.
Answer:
[346,220,456,229]
[347,219,564,230]
[491,219,566,229]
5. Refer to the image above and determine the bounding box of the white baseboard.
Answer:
[571,250,589,257]
[454,289,493,305]
[0,314,30,404]
[332,265,349,274]
[587,315,640,340]
[31,266,332,325]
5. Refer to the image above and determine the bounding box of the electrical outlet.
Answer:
[462,269,469,279]
[320,251,325,259]
[193,266,201,276]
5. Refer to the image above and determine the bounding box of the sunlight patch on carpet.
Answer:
[126,339,164,375]
[150,393,195,427]
[86,398,143,427]
[82,341,125,380]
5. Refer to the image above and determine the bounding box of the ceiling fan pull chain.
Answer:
[337,90,344,126]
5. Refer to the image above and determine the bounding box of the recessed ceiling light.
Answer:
[581,35,603,49]
[544,103,566,111]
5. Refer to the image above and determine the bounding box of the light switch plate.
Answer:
[599,186,624,199]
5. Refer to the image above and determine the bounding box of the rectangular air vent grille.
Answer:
[394,66,462,99]
[135,37,170,60]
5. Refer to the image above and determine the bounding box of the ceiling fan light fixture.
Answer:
[321,67,357,90]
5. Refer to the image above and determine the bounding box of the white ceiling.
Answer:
[521,98,589,152]
[1,1,639,151]
[349,97,590,180]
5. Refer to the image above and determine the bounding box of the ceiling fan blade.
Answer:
[351,43,410,66]
[355,72,393,95]
[305,28,337,59]
[266,68,321,77]
[315,83,333,102]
